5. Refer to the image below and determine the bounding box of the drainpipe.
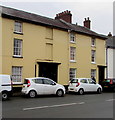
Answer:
[106,47,108,79]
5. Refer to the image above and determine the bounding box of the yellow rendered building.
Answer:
[0,6,107,89]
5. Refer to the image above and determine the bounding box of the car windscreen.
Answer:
[70,79,78,83]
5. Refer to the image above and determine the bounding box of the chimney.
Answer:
[83,17,91,29]
[55,10,72,23]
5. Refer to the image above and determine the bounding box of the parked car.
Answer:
[21,77,66,98]
[68,78,102,95]
[101,78,115,91]
[0,74,12,100]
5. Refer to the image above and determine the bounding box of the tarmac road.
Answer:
[2,92,114,119]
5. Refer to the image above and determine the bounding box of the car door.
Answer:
[43,78,57,94]
[88,79,97,92]
[80,79,89,92]
[33,78,44,95]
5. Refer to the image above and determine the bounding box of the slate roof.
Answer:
[0,5,107,40]
[106,36,115,49]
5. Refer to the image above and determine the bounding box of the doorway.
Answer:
[38,62,59,83]
[98,66,105,85]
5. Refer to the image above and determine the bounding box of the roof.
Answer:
[106,36,115,49]
[0,5,107,40]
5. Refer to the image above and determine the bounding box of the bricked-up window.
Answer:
[91,50,96,63]
[70,33,76,43]
[12,66,22,83]
[45,27,53,39]
[13,39,22,57]
[70,47,76,61]
[70,68,76,81]
[14,21,23,33]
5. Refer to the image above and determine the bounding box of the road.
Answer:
[2,92,114,119]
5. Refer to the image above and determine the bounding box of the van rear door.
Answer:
[0,75,12,92]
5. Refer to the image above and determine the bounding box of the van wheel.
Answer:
[78,89,84,95]
[97,88,102,94]
[56,89,64,97]
[28,90,37,98]
[2,92,9,101]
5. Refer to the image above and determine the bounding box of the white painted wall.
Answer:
[107,48,115,78]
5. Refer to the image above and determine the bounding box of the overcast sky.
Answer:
[0,0,114,35]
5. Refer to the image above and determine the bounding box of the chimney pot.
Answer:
[55,10,72,23]
[83,17,91,29]
[108,32,112,37]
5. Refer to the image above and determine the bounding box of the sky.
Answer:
[0,0,114,35]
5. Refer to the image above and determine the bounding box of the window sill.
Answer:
[70,41,76,44]
[70,60,76,63]
[13,56,23,58]
[91,45,96,48]
[14,32,23,35]
[91,62,96,64]
[45,37,53,40]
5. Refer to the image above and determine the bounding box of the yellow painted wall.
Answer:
[0,17,2,74]
[53,29,69,84]
[1,17,106,85]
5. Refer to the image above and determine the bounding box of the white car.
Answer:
[21,77,65,98]
[68,78,102,95]
[0,74,12,100]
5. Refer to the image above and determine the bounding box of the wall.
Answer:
[107,48,115,78]
[1,17,106,85]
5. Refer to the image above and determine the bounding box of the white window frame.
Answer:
[70,33,76,43]
[12,66,23,84]
[69,68,76,81]
[14,21,23,33]
[91,50,96,63]
[70,47,76,62]
[91,38,96,47]
[91,69,96,78]
[13,39,23,57]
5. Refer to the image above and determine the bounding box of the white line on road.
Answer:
[106,99,115,102]
[23,102,85,111]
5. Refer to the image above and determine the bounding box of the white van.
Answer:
[0,75,12,100]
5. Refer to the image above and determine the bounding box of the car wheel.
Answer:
[2,92,9,101]
[78,89,84,95]
[97,88,102,94]
[56,89,64,97]
[28,90,37,98]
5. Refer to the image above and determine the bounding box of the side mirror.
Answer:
[51,82,56,85]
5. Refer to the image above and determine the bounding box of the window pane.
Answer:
[70,68,76,81]
[35,79,43,84]
[14,21,22,33]
[91,69,96,78]
[91,38,96,46]
[14,39,22,56]
[91,50,96,62]
[43,79,52,85]
[70,47,76,61]
[70,33,76,42]
[12,66,22,83]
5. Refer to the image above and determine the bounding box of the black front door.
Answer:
[38,62,58,82]
[98,66,105,85]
